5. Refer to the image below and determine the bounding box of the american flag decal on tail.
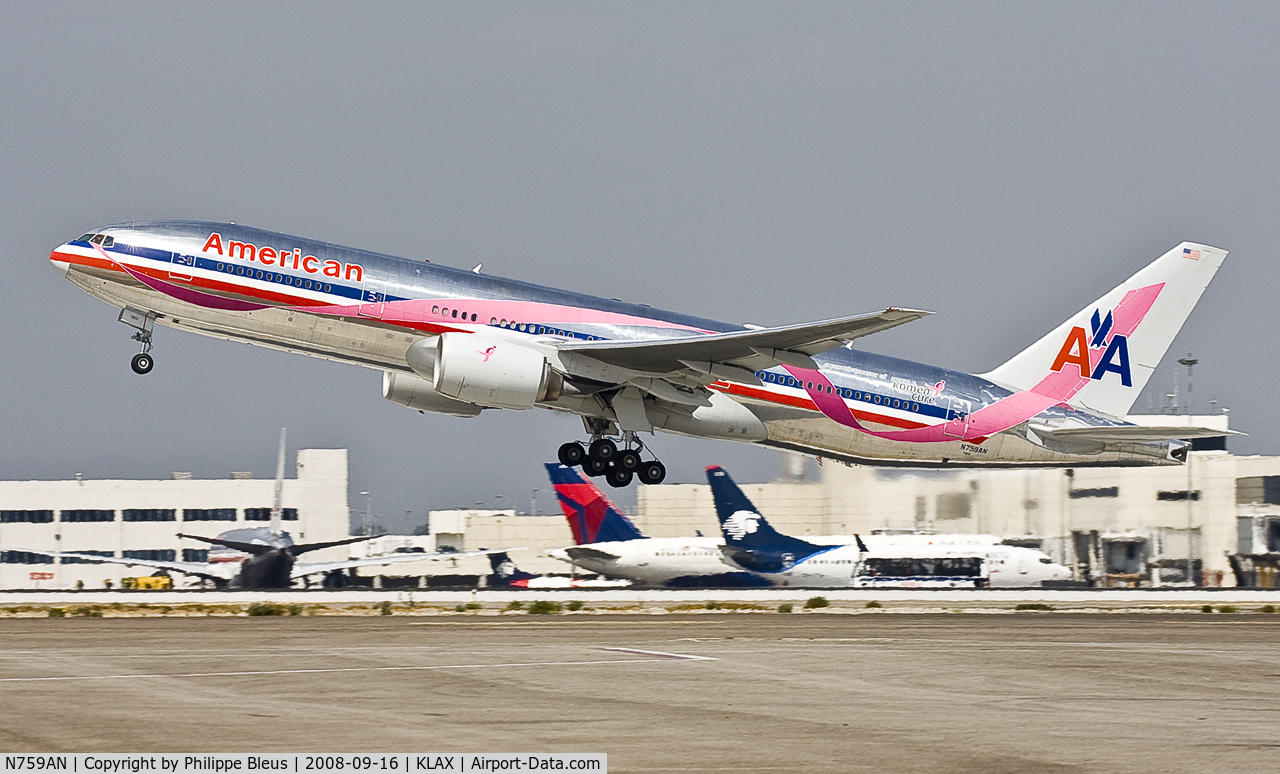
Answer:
[1184,247,1201,260]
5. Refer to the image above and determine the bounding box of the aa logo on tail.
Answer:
[1049,308,1132,386]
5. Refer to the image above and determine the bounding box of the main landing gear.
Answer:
[120,308,158,375]
[557,436,666,488]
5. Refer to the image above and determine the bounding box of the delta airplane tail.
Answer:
[545,463,646,544]
[981,242,1226,419]
[706,466,833,573]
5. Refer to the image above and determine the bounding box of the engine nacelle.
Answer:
[382,371,482,417]
[433,333,562,410]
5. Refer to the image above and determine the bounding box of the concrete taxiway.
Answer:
[1,615,1277,773]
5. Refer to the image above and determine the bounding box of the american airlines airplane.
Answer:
[707,466,1071,588]
[543,463,766,587]
[51,223,1230,486]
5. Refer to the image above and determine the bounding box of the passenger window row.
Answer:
[755,372,922,412]
[427,304,604,341]
[216,262,332,293]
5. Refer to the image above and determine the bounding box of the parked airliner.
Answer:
[51,224,1231,486]
[707,466,1071,588]
[543,463,767,587]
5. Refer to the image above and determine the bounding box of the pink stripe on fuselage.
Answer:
[785,283,1164,443]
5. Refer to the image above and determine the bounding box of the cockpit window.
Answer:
[81,234,114,248]
[1039,557,1053,564]
[78,233,96,242]
[89,234,104,245]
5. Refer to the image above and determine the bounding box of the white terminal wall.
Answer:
[0,449,349,590]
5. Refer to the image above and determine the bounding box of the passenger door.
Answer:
[944,397,972,438]
[170,253,195,281]
[359,275,386,319]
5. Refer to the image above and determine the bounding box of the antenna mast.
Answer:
[271,428,286,536]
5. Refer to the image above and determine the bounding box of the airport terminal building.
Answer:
[0,449,350,589]
[3,424,1279,589]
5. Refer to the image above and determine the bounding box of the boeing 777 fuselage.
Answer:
[50,222,1229,485]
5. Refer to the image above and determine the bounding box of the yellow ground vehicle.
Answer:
[121,575,173,590]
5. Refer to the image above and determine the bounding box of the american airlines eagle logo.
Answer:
[1049,307,1133,387]
[723,510,762,540]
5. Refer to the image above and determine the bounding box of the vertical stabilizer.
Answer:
[980,242,1226,418]
[544,463,646,544]
[706,466,830,572]
[487,552,539,587]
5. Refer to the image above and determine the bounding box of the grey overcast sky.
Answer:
[2,2,1276,532]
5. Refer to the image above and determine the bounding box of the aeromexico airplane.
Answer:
[51,222,1230,486]
[706,466,1072,588]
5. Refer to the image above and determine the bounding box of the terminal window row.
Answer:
[6,508,302,523]
[1,510,55,523]
[244,507,299,521]
[0,550,197,564]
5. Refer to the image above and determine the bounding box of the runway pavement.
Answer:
[1,615,1277,773]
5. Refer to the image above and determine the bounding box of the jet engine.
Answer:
[382,371,482,417]
[433,333,563,410]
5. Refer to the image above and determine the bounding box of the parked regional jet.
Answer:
[51,224,1233,486]
[543,463,767,587]
[707,466,1071,587]
[485,552,629,589]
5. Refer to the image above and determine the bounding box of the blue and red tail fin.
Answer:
[486,552,538,588]
[705,466,831,572]
[545,463,646,544]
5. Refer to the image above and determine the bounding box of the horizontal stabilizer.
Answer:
[1029,423,1243,442]
[562,546,622,563]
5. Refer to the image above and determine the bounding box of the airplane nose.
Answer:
[49,247,71,277]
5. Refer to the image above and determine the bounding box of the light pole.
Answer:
[531,488,539,517]
[359,491,372,536]
[1177,354,1198,414]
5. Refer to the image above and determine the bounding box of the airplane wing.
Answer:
[6,549,234,583]
[557,308,931,375]
[291,547,525,580]
[1029,424,1244,443]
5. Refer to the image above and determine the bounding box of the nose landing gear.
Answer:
[557,435,666,488]
[120,307,158,375]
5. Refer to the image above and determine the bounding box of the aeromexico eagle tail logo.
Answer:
[723,510,761,541]
[1050,308,1132,386]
